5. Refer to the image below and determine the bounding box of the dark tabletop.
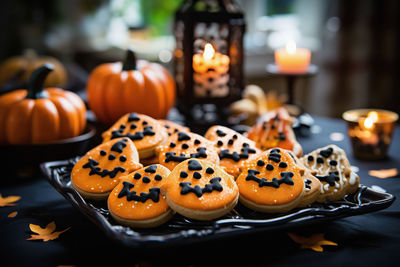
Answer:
[1,116,400,267]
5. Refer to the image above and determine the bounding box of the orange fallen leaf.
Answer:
[288,233,338,252]
[7,211,18,218]
[26,221,70,242]
[0,193,21,207]
[368,168,398,179]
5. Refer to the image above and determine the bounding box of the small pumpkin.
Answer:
[86,49,176,125]
[0,49,68,87]
[0,64,86,145]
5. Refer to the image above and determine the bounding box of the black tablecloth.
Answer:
[1,116,399,267]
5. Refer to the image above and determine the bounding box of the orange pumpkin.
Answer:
[0,64,86,145]
[0,49,68,87]
[86,49,176,125]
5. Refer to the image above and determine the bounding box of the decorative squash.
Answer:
[0,64,86,145]
[0,49,68,87]
[86,49,176,125]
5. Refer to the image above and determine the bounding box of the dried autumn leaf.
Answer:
[26,221,70,242]
[288,233,338,252]
[368,168,398,179]
[0,193,21,207]
[7,211,18,218]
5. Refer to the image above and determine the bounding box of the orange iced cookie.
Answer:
[161,159,239,220]
[71,138,143,200]
[102,113,168,159]
[247,107,302,157]
[156,131,219,171]
[236,148,305,213]
[108,164,173,228]
[205,125,261,178]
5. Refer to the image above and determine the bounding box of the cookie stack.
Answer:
[71,111,360,228]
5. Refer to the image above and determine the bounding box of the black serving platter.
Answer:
[1,125,96,178]
[41,158,395,248]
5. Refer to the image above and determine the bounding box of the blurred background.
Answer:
[0,0,399,118]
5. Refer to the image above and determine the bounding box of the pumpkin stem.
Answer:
[122,49,137,71]
[26,64,53,99]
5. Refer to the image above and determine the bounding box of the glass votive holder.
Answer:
[342,109,398,160]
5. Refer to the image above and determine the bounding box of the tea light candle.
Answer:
[274,40,311,73]
[342,109,398,160]
[192,43,230,98]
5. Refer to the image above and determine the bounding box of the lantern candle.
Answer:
[343,109,398,160]
[274,40,311,73]
[192,43,230,98]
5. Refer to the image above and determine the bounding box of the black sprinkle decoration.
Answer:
[320,147,334,158]
[118,181,160,203]
[307,156,314,162]
[100,150,107,156]
[128,113,140,122]
[155,174,162,181]
[134,173,142,179]
[245,170,295,188]
[266,163,274,171]
[178,132,191,141]
[142,176,151,183]
[216,130,226,137]
[179,177,223,197]
[206,167,214,174]
[279,162,287,168]
[257,160,265,166]
[188,160,203,171]
[193,172,202,179]
[145,165,157,173]
[119,156,127,162]
[110,139,127,153]
[165,152,190,163]
[268,152,281,163]
[315,171,340,186]
[317,157,324,164]
[111,127,155,141]
[108,154,116,160]
[82,159,125,178]
[180,171,188,178]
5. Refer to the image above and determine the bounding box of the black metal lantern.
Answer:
[174,0,245,126]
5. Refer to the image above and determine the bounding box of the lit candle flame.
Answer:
[203,43,215,61]
[362,111,379,129]
[286,40,296,54]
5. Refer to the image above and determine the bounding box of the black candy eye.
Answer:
[257,160,265,166]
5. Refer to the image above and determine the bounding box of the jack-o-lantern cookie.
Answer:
[205,125,261,178]
[156,131,219,171]
[247,107,302,157]
[71,138,143,200]
[161,159,239,220]
[236,148,306,213]
[108,164,173,228]
[301,145,359,202]
[102,113,168,159]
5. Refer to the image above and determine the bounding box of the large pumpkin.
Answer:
[0,49,68,87]
[86,49,176,125]
[0,64,86,145]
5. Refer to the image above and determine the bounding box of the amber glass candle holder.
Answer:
[342,109,398,160]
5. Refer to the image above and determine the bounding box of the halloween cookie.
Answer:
[301,145,360,202]
[236,148,306,213]
[205,125,261,178]
[108,164,174,228]
[247,107,302,157]
[102,112,168,159]
[161,159,239,220]
[71,138,143,200]
[156,131,220,171]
